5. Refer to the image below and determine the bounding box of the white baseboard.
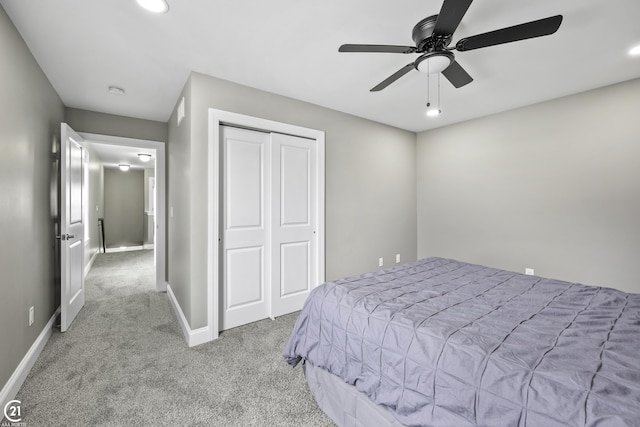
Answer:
[105,245,144,253]
[143,243,154,250]
[85,248,98,277]
[0,307,59,414]
[166,282,210,347]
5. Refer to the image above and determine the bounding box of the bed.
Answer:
[283,257,640,426]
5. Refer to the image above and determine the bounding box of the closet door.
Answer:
[221,126,271,330]
[271,133,318,317]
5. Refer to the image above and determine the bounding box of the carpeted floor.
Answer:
[16,250,333,426]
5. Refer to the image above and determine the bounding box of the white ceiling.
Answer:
[90,142,155,170]
[2,0,640,132]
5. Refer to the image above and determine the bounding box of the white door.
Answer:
[60,124,86,332]
[271,133,317,317]
[221,126,271,330]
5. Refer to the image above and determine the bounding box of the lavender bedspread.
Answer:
[283,257,640,426]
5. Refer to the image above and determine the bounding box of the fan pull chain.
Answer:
[437,72,442,114]
[426,61,431,108]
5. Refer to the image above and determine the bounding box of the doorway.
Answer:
[80,132,166,292]
[208,110,325,341]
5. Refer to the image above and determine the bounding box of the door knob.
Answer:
[56,234,75,240]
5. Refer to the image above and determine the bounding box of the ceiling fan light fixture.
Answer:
[138,153,152,162]
[415,52,454,75]
[136,0,169,13]
[119,164,131,172]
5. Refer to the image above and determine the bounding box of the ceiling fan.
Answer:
[339,0,563,91]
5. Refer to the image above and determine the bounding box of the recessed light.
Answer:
[138,154,152,162]
[108,86,125,95]
[630,44,640,56]
[136,0,169,13]
[119,164,131,172]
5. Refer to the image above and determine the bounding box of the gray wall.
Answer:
[168,80,192,326]
[0,4,64,396]
[85,144,105,266]
[143,168,155,244]
[168,72,417,329]
[417,78,640,293]
[143,168,155,212]
[104,168,144,247]
[65,107,168,142]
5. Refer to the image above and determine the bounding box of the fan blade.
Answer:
[441,61,473,88]
[456,15,563,51]
[370,63,415,92]
[339,44,417,54]
[433,0,474,36]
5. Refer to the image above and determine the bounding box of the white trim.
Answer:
[208,112,220,342]
[85,247,98,277]
[1,307,59,413]
[79,132,166,293]
[166,283,210,347]
[207,109,326,342]
[104,245,145,253]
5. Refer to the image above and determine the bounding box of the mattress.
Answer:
[284,257,640,426]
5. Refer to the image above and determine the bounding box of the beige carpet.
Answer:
[15,250,333,426]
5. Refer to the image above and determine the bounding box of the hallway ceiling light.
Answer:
[138,153,152,162]
[119,164,131,171]
[136,0,169,13]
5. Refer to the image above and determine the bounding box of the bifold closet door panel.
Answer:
[221,126,271,330]
[271,133,318,318]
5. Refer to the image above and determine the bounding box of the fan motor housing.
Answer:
[412,15,452,52]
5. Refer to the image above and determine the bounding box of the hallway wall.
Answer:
[65,108,168,142]
[0,3,64,398]
[85,144,105,270]
[104,168,145,247]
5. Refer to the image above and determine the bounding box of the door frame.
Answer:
[79,132,167,292]
[208,109,325,341]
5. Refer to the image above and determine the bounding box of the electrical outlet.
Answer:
[378,257,384,267]
[29,306,34,326]
[525,268,535,276]
[396,254,401,264]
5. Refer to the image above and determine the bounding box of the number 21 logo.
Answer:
[3,400,22,423]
